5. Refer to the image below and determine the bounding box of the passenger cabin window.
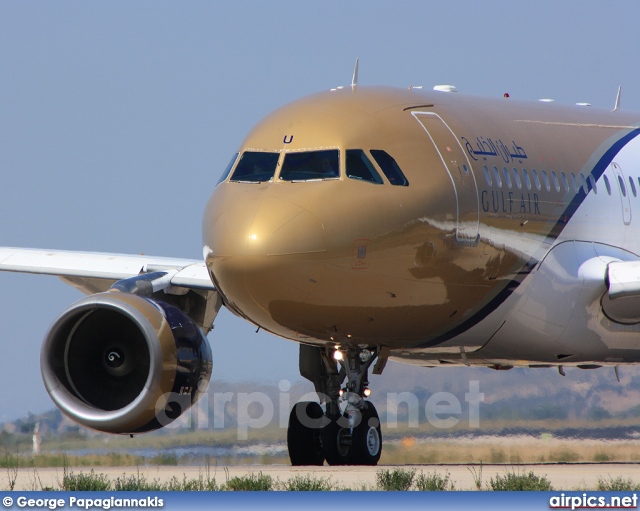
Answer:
[346,150,384,184]
[531,169,541,191]
[512,168,522,189]
[522,168,532,190]
[589,175,598,193]
[230,151,279,183]
[502,167,512,189]
[541,170,551,192]
[604,175,612,195]
[370,150,409,186]
[551,171,561,192]
[279,150,339,181]
[217,153,239,186]
[492,166,502,187]
[483,165,492,186]
[560,172,569,192]
[630,176,638,197]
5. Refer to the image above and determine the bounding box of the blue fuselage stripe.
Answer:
[422,127,640,349]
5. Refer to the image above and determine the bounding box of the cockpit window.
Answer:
[346,150,384,184]
[370,150,409,186]
[229,151,279,183]
[216,153,239,186]
[279,150,339,181]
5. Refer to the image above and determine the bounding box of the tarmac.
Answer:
[7,463,640,491]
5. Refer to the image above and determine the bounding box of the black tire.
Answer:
[287,401,325,466]
[323,415,353,465]
[351,401,382,465]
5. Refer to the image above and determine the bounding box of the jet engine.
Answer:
[40,292,212,434]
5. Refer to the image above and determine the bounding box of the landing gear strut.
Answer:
[287,345,385,466]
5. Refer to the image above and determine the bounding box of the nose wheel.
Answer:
[289,344,385,465]
[288,400,382,466]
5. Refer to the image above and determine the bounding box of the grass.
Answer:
[488,471,553,491]
[375,468,455,491]
[223,472,273,491]
[414,471,455,491]
[0,452,146,468]
[62,469,111,491]
[0,447,637,491]
[281,475,335,491]
[5,465,640,491]
[17,440,640,467]
[165,474,218,491]
[376,468,416,491]
[597,476,640,491]
[468,463,483,490]
[10,426,640,467]
[3,450,19,490]
[379,436,640,465]
[114,472,165,491]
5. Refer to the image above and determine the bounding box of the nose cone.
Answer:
[209,198,326,257]
[203,191,326,327]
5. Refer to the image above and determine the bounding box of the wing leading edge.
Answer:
[0,247,215,293]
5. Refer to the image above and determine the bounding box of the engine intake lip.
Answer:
[41,293,166,433]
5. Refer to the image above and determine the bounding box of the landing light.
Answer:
[248,234,258,241]
[333,350,343,361]
[363,388,371,397]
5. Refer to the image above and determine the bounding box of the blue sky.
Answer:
[1,1,640,421]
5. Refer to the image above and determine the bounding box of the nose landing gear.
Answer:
[287,345,385,466]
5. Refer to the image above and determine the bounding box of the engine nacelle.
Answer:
[40,292,212,434]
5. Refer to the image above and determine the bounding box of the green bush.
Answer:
[414,471,455,491]
[282,475,335,491]
[224,472,273,491]
[593,452,611,462]
[489,471,553,491]
[549,449,580,462]
[160,475,208,491]
[489,449,506,463]
[62,469,111,491]
[114,472,163,491]
[150,453,179,466]
[0,452,20,469]
[597,476,640,491]
[376,468,416,491]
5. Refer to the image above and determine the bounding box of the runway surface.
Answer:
[7,463,640,490]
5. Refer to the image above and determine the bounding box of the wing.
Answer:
[0,246,221,332]
[0,246,214,294]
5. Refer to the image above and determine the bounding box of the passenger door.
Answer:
[610,162,632,225]
[412,112,480,245]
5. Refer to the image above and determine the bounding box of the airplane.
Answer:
[3,67,640,467]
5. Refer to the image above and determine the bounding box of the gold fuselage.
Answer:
[202,86,640,353]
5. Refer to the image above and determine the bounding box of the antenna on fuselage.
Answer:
[351,58,359,90]
[613,85,622,111]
